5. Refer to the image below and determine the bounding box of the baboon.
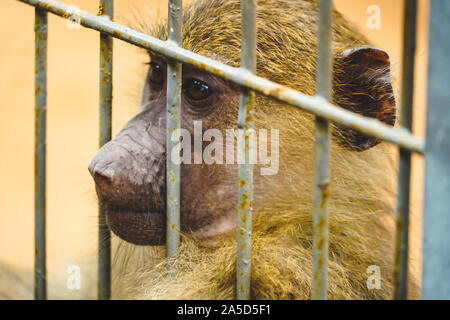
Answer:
[88,0,419,299]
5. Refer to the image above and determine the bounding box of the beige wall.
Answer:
[0,0,428,297]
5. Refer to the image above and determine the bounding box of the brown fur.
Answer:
[107,0,419,299]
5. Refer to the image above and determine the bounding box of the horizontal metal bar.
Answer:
[166,0,182,259]
[393,0,417,300]
[34,6,47,301]
[98,0,113,300]
[236,0,256,301]
[312,0,332,301]
[16,0,425,154]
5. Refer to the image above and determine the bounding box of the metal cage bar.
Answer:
[16,0,425,155]
[312,0,332,300]
[422,0,450,300]
[34,6,47,301]
[166,0,183,259]
[97,0,113,300]
[236,0,257,300]
[393,0,417,300]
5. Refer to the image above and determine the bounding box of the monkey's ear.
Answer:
[332,47,396,151]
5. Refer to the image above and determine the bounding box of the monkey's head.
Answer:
[88,0,396,247]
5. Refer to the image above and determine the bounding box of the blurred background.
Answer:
[0,0,429,299]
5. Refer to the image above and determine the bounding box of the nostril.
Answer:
[92,171,112,190]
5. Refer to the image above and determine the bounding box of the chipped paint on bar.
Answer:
[393,0,417,301]
[166,0,182,259]
[34,6,47,301]
[236,0,257,300]
[97,0,113,300]
[312,0,332,300]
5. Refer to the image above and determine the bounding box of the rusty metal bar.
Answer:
[312,0,332,300]
[393,0,417,300]
[166,0,182,258]
[236,0,256,300]
[422,0,450,300]
[16,0,425,154]
[34,6,47,301]
[98,0,113,300]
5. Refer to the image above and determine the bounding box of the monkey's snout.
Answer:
[88,138,166,213]
[88,140,167,246]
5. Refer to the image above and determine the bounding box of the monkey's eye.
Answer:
[184,78,213,101]
[148,62,164,85]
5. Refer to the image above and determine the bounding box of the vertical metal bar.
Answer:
[166,0,182,258]
[34,7,47,301]
[236,0,256,300]
[312,0,332,301]
[393,0,417,300]
[422,0,450,300]
[98,0,113,300]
